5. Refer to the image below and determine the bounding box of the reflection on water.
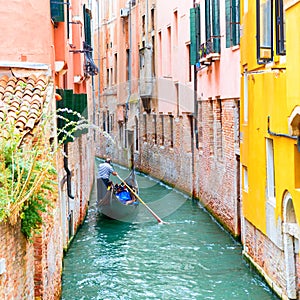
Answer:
[61,163,279,300]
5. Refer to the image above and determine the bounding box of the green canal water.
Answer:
[61,164,279,300]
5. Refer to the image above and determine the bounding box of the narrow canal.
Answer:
[61,162,279,300]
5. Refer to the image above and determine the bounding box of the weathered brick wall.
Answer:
[0,196,63,300]
[33,202,63,300]
[0,222,34,300]
[97,98,239,235]
[243,219,287,296]
[197,98,239,234]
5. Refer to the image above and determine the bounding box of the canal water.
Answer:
[61,163,279,300]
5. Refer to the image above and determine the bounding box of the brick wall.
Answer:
[0,222,34,300]
[0,133,94,299]
[0,201,63,300]
[97,97,240,236]
[243,219,287,297]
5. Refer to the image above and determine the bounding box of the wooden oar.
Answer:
[117,174,168,224]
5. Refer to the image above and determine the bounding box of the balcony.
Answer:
[199,38,220,66]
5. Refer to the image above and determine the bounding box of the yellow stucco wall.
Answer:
[240,0,300,233]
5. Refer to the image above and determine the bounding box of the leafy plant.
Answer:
[0,106,89,240]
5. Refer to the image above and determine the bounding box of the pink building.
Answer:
[0,0,96,298]
[95,1,241,236]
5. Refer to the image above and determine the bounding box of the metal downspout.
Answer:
[192,0,198,199]
[97,0,101,128]
[64,143,75,200]
[125,0,132,121]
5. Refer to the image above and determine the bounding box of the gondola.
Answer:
[96,169,139,222]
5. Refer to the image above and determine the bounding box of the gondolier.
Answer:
[97,158,118,187]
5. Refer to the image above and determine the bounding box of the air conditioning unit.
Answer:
[120,8,129,18]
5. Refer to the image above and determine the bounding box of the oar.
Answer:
[116,174,168,224]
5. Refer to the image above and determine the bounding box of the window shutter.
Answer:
[84,5,92,46]
[212,0,220,53]
[225,0,231,48]
[232,0,240,46]
[50,0,65,22]
[190,7,200,65]
[74,94,88,137]
[205,0,211,41]
[56,89,75,143]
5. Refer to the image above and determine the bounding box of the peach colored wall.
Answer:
[0,0,53,65]
[156,0,194,115]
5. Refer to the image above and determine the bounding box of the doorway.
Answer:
[283,192,298,299]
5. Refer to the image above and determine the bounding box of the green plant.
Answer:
[0,106,89,240]
[0,118,57,239]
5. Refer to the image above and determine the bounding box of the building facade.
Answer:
[0,0,96,298]
[240,0,300,299]
[94,0,241,237]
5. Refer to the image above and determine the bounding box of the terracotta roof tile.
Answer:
[0,74,51,138]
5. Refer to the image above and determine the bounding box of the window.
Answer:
[151,8,155,31]
[256,0,273,64]
[243,166,248,192]
[167,26,172,75]
[187,44,192,81]
[275,0,286,55]
[142,15,145,36]
[205,0,220,54]
[143,114,147,141]
[152,36,156,76]
[161,115,165,146]
[114,53,118,84]
[174,11,178,46]
[126,49,130,81]
[103,112,106,131]
[243,70,248,123]
[107,111,110,134]
[158,31,162,76]
[170,115,174,148]
[266,138,275,203]
[225,0,240,47]
[153,114,157,144]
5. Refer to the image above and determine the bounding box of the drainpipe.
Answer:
[267,116,300,151]
[191,0,198,199]
[97,0,101,128]
[125,0,132,121]
[64,143,75,200]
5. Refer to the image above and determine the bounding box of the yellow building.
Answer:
[240,0,300,298]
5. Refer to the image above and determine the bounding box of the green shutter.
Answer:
[225,0,231,48]
[50,0,65,22]
[205,0,211,41]
[84,5,92,46]
[212,0,220,53]
[64,89,75,143]
[73,94,88,137]
[190,7,201,65]
[232,0,240,46]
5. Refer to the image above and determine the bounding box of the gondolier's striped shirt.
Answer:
[98,162,114,179]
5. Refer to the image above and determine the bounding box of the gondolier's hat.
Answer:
[105,158,111,164]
